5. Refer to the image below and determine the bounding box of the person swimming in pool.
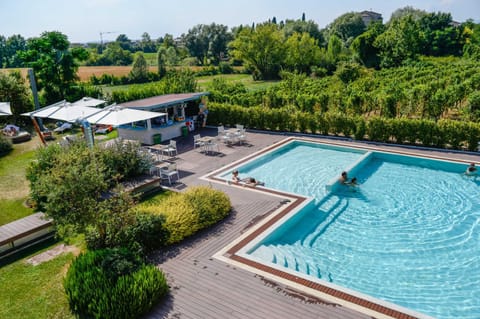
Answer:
[339,171,348,184]
[465,163,477,176]
[346,177,359,186]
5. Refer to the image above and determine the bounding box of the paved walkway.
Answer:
[146,128,480,319]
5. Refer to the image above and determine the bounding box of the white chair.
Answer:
[217,125,225,135]
[206,139,220,154]
[160,163,179,185]
[162,140,177,157]
[236,129,246,145]
[193,134,205,151]
[236,124,244,131]
[222,132,236,145]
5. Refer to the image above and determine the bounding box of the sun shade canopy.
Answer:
[22,98,104,122]
[83,104,166,126]
[0,102,12,116]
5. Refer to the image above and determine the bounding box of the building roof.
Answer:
[120,92,209,111]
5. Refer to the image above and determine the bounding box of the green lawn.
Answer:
[0,246,75,319]
[0,140,38,225]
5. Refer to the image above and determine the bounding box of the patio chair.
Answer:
[160,163,179,185]
[162,140,177,157]
[217,125,225,135]
[236,129,247,145]
[206,138,220,154]
[193,134,205,151]
[236,124,244,130]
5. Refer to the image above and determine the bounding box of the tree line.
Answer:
[1,6,479,72]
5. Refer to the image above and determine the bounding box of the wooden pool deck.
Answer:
[145,128,480,319]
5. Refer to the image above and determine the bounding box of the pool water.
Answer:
[227,141,480,319]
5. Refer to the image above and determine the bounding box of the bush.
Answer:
[64,248,168,319]
[137,186,231,245]
[0,134,13,155]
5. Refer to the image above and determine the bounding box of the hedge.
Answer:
[136,186,231,245]
[64,248,168,319]
[207,102,480,151]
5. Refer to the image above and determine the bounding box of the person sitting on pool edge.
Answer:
[465,163,477,176]
[230,170,241,184]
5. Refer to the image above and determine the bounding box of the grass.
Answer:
[0,244,76,319]
[0,199,34,225]
[0,138,40,225]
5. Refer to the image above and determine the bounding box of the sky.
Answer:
[1,0,479,43]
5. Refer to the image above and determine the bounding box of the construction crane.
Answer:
[99,31,117,53]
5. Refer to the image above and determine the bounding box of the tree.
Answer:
[374,14,423,67]
[139,32,157,53]
[19,31,88,104]
[325,12,366,47]
[98,42,133,66]
[157,47,167,77]
[229,23,285,80]
[0,35,5,68]
[351,22,386,68]
[284,32,322,74]
[116,34,133,51]
[129,52,149,83]
[183,23,233,65]
[283,19,324,45]
[0,71,32,125]
[4,34,27,67]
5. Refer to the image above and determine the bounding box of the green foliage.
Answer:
[325,12,366,46]
[284,32,322,74]
[207,103,480,151]
[230,23,286,80]
[374,14,423,67]
[0,134,12,155]
[334,61,364,83]
[351,22,385,68]
[0,71,34,126]
[183,23,233,65]
[26,140,150,233]
[19,31,89,104]
[109,69,197,103]
[129,52,149,83]
[137,186,231,245]
[85,191,168,253]
[64,248,168,319]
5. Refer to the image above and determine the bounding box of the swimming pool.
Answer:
[220,140,480,319]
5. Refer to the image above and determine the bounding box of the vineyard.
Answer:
[207,57,480,122]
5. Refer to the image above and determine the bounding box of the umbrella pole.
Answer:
[30,116,46,146]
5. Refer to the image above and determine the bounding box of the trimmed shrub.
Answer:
[137,186,231,245]
[64,248,168,319]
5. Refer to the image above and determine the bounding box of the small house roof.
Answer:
[120,92,209,111]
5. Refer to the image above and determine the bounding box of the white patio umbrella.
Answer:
[71,97,106,108]
[0,102,12,116]
[84,104,164,126]
[22,99,100,122]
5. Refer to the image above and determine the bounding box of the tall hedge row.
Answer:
[207,103,480,151]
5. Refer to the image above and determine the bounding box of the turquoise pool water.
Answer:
[225,141,480,319]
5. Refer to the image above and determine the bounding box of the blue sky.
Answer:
[1,0,479,43]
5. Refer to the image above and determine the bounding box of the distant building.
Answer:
[360,10,383,26]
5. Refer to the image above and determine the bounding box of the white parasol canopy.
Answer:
[71,97,106,108]
[0,102,12,116]
[22,99,101,122]
[84,104,165,126]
